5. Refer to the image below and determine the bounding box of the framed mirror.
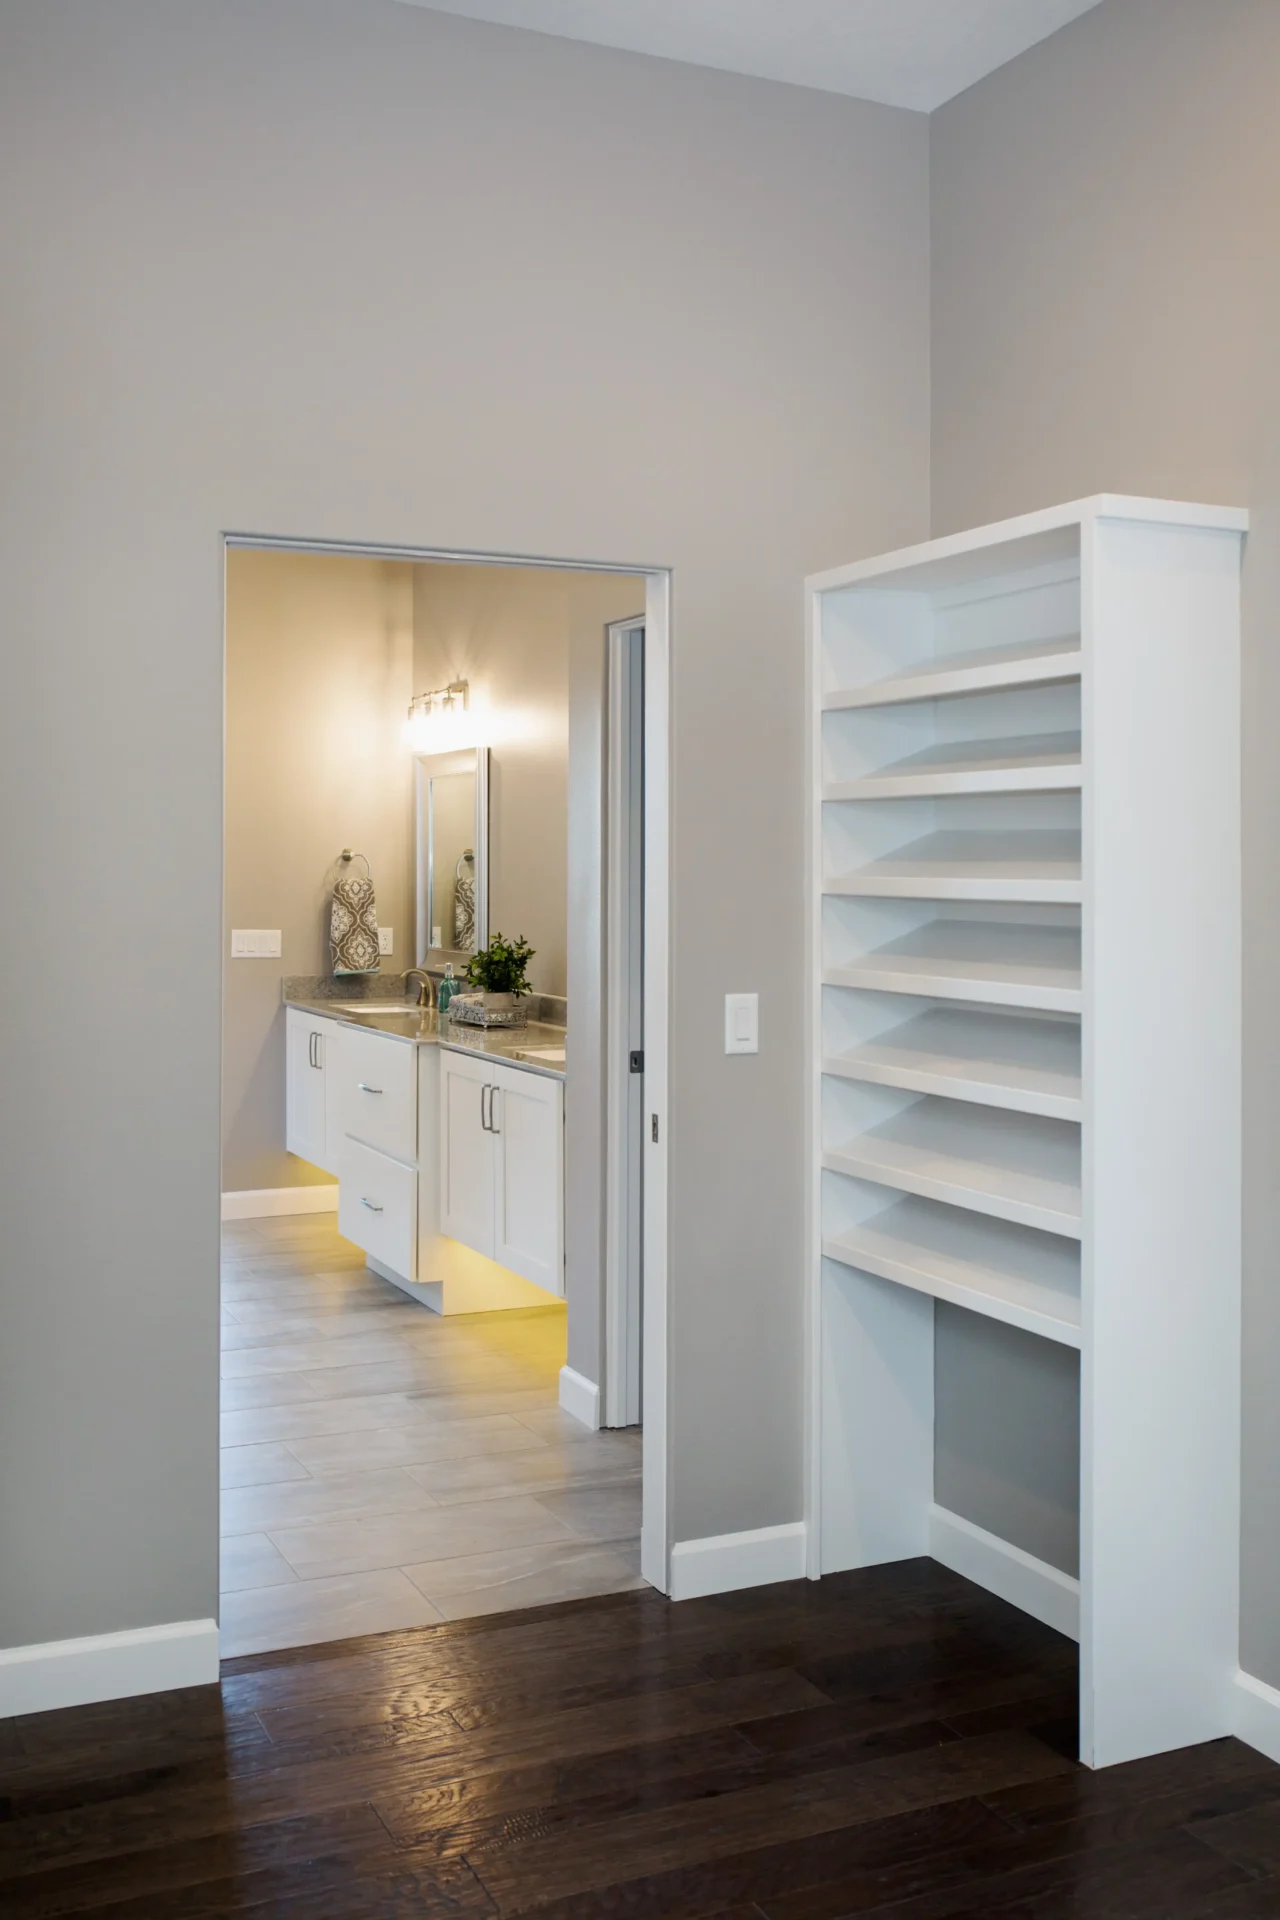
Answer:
[414,747,489,967]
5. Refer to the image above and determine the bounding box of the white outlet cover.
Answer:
[378,926,394,955]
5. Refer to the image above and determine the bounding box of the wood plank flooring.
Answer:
[221,1212,643,1656]
[4,1563,1279,1916]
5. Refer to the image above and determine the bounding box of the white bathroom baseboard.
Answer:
[0,1618,220,1719]
[669,1522,807,1602]
[929,1504,1080,1641]
[1236,1668,1280,1765]
[559,1365,601,1431]
[221,1185,339,1221]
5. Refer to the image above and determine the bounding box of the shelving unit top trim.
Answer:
[807,495,1249,596]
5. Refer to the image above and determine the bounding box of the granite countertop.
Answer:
[283,992,566,1080]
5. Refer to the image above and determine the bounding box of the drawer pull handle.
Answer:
[360,1197,384,1212]
[358,1083,383,1095]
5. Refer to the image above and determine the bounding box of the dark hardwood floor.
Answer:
[3,1560,1280,1917]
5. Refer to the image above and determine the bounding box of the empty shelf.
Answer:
[825,731,1081,801]
[824,1007,1081,1121]
[825,921,1081,1013]
[824,637,1081,712]
[824,1195,1081,1346]
[826,831,1081,905]
[824,1098,1081,1238]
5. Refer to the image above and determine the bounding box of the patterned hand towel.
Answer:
[454,853,476,950]
[330,869,380,975]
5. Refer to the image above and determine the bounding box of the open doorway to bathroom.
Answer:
[219,541,667,1658]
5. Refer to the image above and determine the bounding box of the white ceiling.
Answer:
[392,0,1106,112]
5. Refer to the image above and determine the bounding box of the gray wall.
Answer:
[931,0,1280,1675]
[224,549,414,1193]
[0,0,929,1646]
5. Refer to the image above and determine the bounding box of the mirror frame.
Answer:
[413,746,489,968]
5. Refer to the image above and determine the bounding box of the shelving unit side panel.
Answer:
[1080,514,1244,1769]
[820,1259,934,1573]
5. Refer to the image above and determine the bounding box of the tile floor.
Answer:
[220,1211,645,1656]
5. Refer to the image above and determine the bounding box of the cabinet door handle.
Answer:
[480,1084,491,1131]
[310,1032,324,1069]
[357,1083,383,1095]
[489,1086,501,1136]
[360,1197,384,1212]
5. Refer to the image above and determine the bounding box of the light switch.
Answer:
[725,992,759,1055]
[231,929,282,957]
[378,926,394,955]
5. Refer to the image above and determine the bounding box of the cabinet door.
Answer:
[491,1063,564,1294]
[439,1048,495,1258]
[285,1009,335,1174]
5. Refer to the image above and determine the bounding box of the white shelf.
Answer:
[824,1007,1081,1121]
[826,830,1081,904]
[824,1195,1081,1347]
[825,921,1081,1013]
[824,1097,1081,1239]
[824,637,1080,712]
[826,731,1081,801]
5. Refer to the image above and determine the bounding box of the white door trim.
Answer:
[639,570,670,1594]
[605,615,645,1431]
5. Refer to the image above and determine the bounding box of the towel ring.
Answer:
[455,849,474,880]
[339,849,373,879]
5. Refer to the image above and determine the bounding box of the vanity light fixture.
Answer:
[406,679,472,751]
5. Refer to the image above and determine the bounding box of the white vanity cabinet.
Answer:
[333,1027,419,1279]
[284,1007,342,1175]
[439,1050,564,1294]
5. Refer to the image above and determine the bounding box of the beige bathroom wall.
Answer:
[412,562,643,998]
[223,548,414,1192]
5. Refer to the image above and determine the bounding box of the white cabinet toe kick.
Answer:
[286,1011,564,1314]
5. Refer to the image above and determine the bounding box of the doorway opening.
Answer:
[219,540,669,1657]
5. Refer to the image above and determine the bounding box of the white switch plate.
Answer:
[725,992,759,1055]
[231,929,282,958]
[378,926,394,955]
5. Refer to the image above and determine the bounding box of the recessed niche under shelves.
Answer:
[824,1096,1082,1239]
[823,1005,1081,1122]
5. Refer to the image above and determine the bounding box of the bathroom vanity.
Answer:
[285,998,565,1314]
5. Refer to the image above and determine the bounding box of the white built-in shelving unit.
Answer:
[806,496,1245,1770]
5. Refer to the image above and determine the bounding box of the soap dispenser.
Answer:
[436,962,459,1018]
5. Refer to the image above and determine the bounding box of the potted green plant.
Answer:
[461,933,536,1024]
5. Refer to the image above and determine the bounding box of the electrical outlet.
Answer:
[378,926,394,955]
[231,929,282,957]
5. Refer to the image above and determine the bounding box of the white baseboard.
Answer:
[559,1365,600,1431]
[669,1522,807,1602]
[929,1504,1080,1641]
[1236,1668,1280,1765]
[0,1618,220,1719]
[221,1185,339,1221]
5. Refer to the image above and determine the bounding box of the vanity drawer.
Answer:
[338,1028,418,1163]
[338,1136,417,1280]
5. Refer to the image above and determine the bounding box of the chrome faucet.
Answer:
[401,968,436,1010]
